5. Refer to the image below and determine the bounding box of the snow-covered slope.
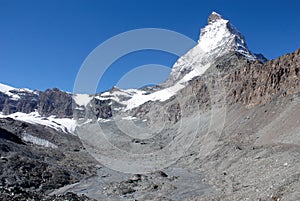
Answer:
[0,83,36,100]
[199,12,255,58]
[95,87,140,104]
[166,12,265,86]
[0,83,15,93]
[73,94,94,107]
[0,112,76,134]
[125,70,203,110]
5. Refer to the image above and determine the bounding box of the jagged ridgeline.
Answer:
[1,12,270,124]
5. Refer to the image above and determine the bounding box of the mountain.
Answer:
[0,12,299,200]
[164,12,266,87]
[0,13,267,123]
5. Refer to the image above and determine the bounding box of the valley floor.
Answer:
[50,95,300,201]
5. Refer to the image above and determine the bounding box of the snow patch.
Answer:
[0,83,20,100]
[125,66,206,110]
[0,83,16,93]
[121,116,137,120]
[95,88,142,105]
[98,118,111,123]
[0,83,36,100]
[0,112,76,134]
[22,134,58,148]
[73,94,93,107]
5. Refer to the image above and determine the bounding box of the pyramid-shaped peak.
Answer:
[208,11,225,24]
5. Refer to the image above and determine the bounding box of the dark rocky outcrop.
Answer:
[185,48,299,111]
[208,12,223,24]
[0,90,39,115]
[38,88,73,118]
[0,127,25,145]
[0,88,74,118]
[225,48,300,107]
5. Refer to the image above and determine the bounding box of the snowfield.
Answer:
[0,83,35,101]
[0,112,76,134]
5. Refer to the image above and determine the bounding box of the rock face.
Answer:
[226,48,300,106]
[38,88,73,118]
[0,87,74,118]
[207,12,223,24]
[0,89,39,115]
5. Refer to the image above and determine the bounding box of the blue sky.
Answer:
[0,0,299,93]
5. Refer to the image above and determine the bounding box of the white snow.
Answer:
[73,94,93,107]
[0,83,20,100]
[75,88,138,106]
[121,116,137,120]
[0,112,76,134]
[51,117,77,133]
[101,88,138,97]
[124,64,213,110]
[0,83,36,100]
[0,83,15,93]
[95,88,141,105]
[198,17,232,52]
[74,107,85,110]
[179,63,211,84]
[126,82,184,110]
[22,134,58,148]
[97,118,111,123]
[211,11,221,16]
[198,12,257,60]
[95,95,120,102]
[169,12,258,86]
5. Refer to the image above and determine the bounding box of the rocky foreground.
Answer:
[0,118,98,200]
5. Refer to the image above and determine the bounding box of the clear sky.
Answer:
[1,0,299,93]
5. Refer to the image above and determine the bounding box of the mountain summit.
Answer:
[199,11,255,59]
[166,12,267,86]
[208,11,223,24]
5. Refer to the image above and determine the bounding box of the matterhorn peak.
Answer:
[198,12,255,59]
[208,11,223,24]
[164,12,267,87]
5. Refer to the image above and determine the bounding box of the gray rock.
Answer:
[0,118,98,200]
[38,88,73,118]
